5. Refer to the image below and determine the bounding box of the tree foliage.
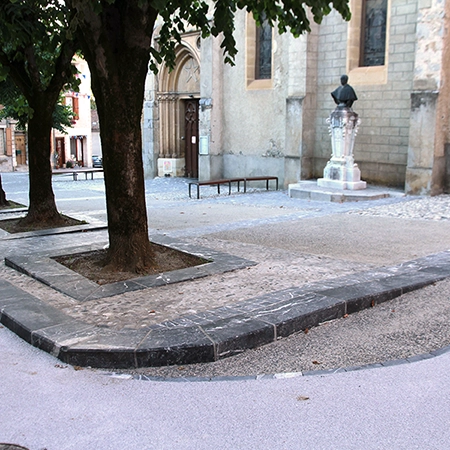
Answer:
[0,78,76,133]
[0,0,79,95]
[147,0,351,69]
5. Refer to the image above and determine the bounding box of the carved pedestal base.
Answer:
[317,157,367,190]
[317,105,366,191]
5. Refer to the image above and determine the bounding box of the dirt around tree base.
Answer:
[0,215,85,234]
[53,246,207,285]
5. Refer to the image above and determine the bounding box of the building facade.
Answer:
[0,119,25,171]
[53,57,93,169]
[143,0,450,194]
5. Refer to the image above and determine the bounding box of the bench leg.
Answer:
[73,173,78,181]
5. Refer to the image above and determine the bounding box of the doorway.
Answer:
[55,137,65,169]
[15,133,27,165]
[184,99,199,178]
[70,136,85,166]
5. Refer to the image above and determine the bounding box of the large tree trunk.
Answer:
[20,97,63,226]
[71,1,158,273]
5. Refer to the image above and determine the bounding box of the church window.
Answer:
[246,13,273,89]
[346,0,390,85]
[360,0,388,67]
[255,13,272,79]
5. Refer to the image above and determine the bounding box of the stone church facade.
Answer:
[142,0,450,195]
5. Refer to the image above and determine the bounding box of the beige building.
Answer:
[53,57,93,169]
[0,119,26,171]
[0,58,93,172]
[143,0,450,195]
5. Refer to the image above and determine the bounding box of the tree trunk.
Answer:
[0,175,9,206]
[71,1,158,273]
[20,97,62,226]
[98,89,155,273]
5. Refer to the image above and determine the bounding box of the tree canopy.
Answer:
[148,0,351,69]
[0,0,79,224]
[0,78,76,133]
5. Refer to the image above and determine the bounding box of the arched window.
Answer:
[360,0,388,67]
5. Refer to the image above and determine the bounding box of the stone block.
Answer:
[1,297,75,344]
[201,315,275,358]
[136,326,215,367]
[250,293,345,338]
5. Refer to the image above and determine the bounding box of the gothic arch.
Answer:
[157,43,200,165]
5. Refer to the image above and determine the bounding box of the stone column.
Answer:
[405,0,450,195]
[317,106,366,190]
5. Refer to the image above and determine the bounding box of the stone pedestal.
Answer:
[317,106,366,190]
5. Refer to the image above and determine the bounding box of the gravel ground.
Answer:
[2,174,450,379]
[105,277,450,379]
[101,193,450,379]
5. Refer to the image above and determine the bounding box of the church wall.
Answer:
[313,1,418,188]
[143,0,447,195]
[220,11,298,186]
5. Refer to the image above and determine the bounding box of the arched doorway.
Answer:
[157,41,200,178]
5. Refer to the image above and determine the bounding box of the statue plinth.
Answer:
[317,106,366,190]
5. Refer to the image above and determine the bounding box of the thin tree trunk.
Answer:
[20,99,62,225]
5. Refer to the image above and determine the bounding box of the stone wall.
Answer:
[406,0,450,194]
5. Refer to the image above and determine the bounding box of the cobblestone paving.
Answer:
[0,238,369,330]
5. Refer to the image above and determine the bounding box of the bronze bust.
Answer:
[331,75,357,108]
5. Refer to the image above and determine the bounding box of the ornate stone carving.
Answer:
[317,76,366,190]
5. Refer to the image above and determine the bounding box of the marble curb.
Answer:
[1,250,450,369]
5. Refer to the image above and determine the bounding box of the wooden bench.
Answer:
[188,176,278,199]
[189,178,244,199]
[52,168,104,181]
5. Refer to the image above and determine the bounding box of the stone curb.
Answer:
[4,234,257,301]
[1,250,450,369]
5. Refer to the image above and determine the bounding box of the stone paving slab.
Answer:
[1,251,450,369]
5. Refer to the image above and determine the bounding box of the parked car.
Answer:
[92,155,103,168]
